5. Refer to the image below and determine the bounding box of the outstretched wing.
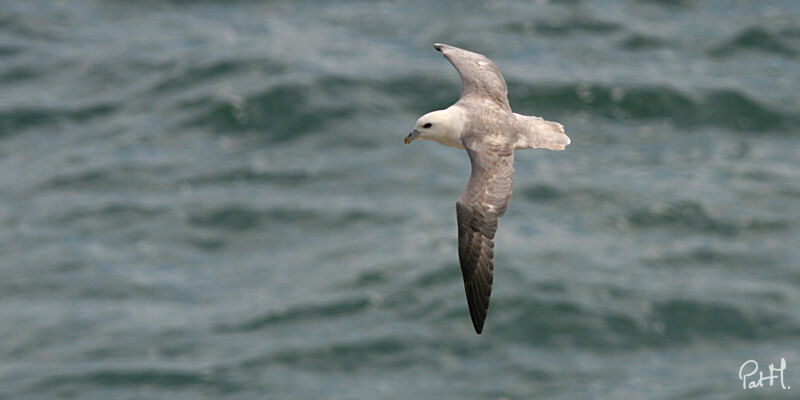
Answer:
[435,43,510,111]
[456,139,515,334]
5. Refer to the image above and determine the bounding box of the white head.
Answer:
[404,108,465,148]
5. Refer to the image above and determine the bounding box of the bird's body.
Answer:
[405,43,570,334]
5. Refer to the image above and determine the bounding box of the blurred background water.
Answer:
[1,0,799,399]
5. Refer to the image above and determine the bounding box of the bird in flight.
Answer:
[405,43,571,334]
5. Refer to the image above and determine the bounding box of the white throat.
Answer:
[427,106,466,149]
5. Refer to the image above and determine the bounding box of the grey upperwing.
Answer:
[456,136,514,334]
[435,43,511,112]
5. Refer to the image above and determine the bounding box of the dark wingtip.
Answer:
[468,300,486,334]
[472,312,485,334]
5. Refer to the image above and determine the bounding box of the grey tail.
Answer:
[513,113,571,151]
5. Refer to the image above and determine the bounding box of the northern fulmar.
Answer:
[405,43,571,334]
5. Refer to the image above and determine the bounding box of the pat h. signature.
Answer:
[739,358,790,390]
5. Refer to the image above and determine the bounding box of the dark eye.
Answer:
[423,123,433,128]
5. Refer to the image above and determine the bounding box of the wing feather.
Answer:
[435,43,510,111]
[456,139,514,334]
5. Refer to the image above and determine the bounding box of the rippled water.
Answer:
[1,0,799,399]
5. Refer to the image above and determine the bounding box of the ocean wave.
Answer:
[616,201,789,235]
[0,44,23,58]
[617,33,668,51]
[500,17,621,36]
[647,299,798,343]
[520,183,617,205]
[0,274,185,302]
[646,247,777,268]
[52,203,166,225]
[0,103,118,137]
[239,336,417,372]
[33,368,234,392]
[337,269,389,289]
[510,84,797,132]
[76,282,187,302]
[180,167,338,188]
[493,296,798,349]
[149,58,286,95]
[409,263,458,289]
[38,163,174,191]
[186,205,403,231]
[0,13,60,42]
[177,79,358,142]
[217,296,372,332]
[520,183,564,202]
[0,64,40,82]
[709,27,798,58]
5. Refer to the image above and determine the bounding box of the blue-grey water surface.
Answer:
[1,1,799,399]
